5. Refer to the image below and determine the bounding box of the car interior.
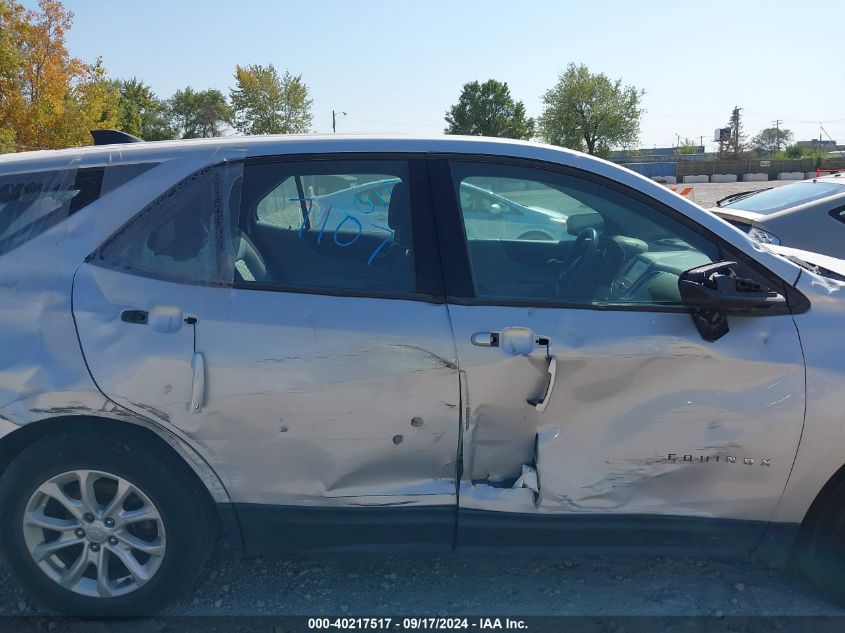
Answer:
[233,165,416,294]
[460,181,718,305]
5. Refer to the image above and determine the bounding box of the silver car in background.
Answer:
[712,173,845,257]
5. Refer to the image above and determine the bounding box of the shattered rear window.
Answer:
[0,163,157,256]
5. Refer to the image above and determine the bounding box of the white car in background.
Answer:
[2,133,845,615]
[310,177,571,242]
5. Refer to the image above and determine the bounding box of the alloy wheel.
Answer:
[22,469,166,598]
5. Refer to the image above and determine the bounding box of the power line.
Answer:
[344,116,443,129]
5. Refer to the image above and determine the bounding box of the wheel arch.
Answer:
[0,415,243,554]
[794,461,845,549]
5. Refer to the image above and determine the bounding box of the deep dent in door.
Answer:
[454,306,805,522]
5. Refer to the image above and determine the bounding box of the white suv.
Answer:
[1,133,844,615]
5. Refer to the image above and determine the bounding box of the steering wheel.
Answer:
[557,227,599,296]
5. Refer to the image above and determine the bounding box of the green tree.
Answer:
[444,79,534,139]
[538,63,644,156]
[169,87,232,138]
[719,106,749,158]
[230,64,313,135]
[674,137,699,155]
[751,127,794,154]
[114,78,175,140]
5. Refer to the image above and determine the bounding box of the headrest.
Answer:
[388,181,410,231]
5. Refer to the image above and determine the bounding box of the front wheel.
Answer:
[0,427,216,616]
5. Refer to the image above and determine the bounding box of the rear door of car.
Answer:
[73,154,461,552]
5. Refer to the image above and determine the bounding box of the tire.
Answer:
[0,426,216,616]
[793,476,845,604]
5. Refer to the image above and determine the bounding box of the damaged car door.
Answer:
[73,156,460,551]
[431,158,805,551]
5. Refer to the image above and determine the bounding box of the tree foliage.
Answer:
[444,79,534,139]
[169,87,231,138]
[230,64,313,135]
[751,126,794,154]
[674,137,699,155]
[0,0,119,150]
[719,106,749,158]
[114,78,176,140]
[538,63,644,156]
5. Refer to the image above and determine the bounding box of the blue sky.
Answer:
[36,0,845,149]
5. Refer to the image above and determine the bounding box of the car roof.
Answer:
[0,134,581,168]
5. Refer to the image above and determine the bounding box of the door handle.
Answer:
[120,309,148,325]
[471,328,549,355]
[527,356,557,413]
[122,306,185,334]
[471,331,500,347]
[190,353,205,414]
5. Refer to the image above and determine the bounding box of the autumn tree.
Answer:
[114,78,176,140]
[169,87,232,138]
[539,63,644,156]
[0,0,119,150]
[230,64,313,135]
[444,79,534,139]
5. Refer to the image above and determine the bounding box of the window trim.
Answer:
[827,204,845,225]
[428,153,806,314]
[235,153,446,303]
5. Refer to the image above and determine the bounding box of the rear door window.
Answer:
[241,159,416,295]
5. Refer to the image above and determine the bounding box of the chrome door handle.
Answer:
[190,352,205,414]
[527,356,557,413]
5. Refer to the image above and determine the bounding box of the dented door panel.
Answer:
[451,304,805,526]
[74,262,460,508]
[72,263,199,427]
[194,290,459,507]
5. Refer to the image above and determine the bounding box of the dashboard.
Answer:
[604,237,712,303]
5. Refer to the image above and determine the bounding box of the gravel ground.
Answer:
[0,548,842,620]
[676,180,791,209]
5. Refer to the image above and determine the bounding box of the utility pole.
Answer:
[332,110,347,133]
[772,119,783,152]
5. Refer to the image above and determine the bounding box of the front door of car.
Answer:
[430,158,806,550]
[74,156,460,551]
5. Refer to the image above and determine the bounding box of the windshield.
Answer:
[723,180,845,214]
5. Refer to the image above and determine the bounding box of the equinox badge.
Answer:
[668,454,772,466]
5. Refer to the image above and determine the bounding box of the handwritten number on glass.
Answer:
[290,189,397,266]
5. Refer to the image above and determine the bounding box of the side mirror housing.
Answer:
[679,261,786,313]
[678,261,788,341]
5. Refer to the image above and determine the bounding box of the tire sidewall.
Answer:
[0,430,213,616]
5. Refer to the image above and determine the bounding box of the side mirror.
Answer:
[489,203,506,217]
[678,261,787,342]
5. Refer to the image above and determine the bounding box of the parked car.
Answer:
[295,177,572,242]
[711,173,845,257]
[2,133,845,615]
